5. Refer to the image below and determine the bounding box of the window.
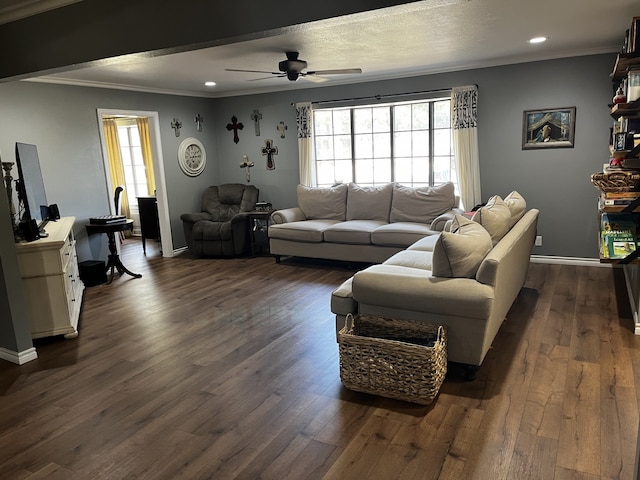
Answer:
[117,122,149,213]
[313,98,455,190]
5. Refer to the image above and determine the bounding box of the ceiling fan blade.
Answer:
[306,68,362,75]
[225,68,280,75]
[302,74,329,83]
[248,74,287,82]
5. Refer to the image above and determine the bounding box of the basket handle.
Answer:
[346,313,354,330]
[437,325,445,343]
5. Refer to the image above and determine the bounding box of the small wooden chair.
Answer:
[114,185,126,242]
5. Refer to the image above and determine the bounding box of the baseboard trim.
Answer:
[531,255,609,267]
[167,250,606,266]
[0,346,38,365]
[173,246,188,256]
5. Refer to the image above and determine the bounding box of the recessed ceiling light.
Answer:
[204,81,217,87]
[529,37,547,44]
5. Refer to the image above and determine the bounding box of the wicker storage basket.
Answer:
[591,171,640,193]
[338,313,447,405]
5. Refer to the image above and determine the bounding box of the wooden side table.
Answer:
[247,210,273,256]
[86,219,142,283]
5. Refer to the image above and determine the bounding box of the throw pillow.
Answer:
[432,214,492,278]
[504,191,527,228]
[471,195,511,245]
[390,182,455,224]
[297,184,348,220]
[346,183,393,221]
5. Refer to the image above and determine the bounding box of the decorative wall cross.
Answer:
[194,114,204,132]
[171,118,182,137]
[239,155,255,182]
[226,116,244,144]
[277,121,288,138]
[250,109,262,136]
[261,139,278,171]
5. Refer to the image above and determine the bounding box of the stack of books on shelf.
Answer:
[599,190,640,212]
[600,213,638,259]
[621,17,640,54]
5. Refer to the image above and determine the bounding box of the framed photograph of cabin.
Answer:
[522,106,576,150]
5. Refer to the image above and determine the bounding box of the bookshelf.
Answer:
[611,53,640,82]
[611,99,640,119]
[594,19,640,334]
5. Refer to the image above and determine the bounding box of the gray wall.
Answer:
[0,81,221,261]
[0,53,613,260]
[0,179,32,354]
[214,54,614,258]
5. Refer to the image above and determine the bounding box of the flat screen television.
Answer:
[15,142,49,233]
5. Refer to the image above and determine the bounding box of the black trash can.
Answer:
[78,260,107,287]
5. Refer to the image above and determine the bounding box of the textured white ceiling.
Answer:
[24,0,640,98]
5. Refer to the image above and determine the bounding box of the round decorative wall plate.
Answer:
[178,137,206,176]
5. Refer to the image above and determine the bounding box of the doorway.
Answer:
[97,109,173,257]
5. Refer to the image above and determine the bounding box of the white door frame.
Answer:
[96,108,174,257]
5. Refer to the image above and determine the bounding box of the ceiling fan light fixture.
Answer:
[226,51,362,83]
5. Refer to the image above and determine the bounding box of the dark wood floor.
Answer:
[1,238,639,479]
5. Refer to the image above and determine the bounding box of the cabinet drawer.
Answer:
[60,233,75,269]
[64,256,82,317]
[23,274,70,336]
[17,222,76,277]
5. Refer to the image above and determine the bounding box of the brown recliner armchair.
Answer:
[180,184,259,257]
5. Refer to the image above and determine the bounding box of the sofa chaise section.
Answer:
[331,191,538,372]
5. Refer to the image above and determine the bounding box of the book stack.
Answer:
[600,213,638,259]
[599,190,640,213]
[622,17,640,54]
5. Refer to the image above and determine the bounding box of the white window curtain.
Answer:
[296,102,316,186]
[451,85,481,210]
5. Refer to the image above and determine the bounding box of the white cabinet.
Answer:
[15,217,84,339]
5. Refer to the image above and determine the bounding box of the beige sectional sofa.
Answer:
[330,192,539,377]
[268,182,462,264]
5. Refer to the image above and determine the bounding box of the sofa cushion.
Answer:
[504,191,527,228]
[268,220,340,243]
[390,182,455,224]
[331,277,356,315]
[323,220,386,244]
[471,195,511,246]
[192,219,232,241]
[383,250,434,271]
[407,234,440,252]
[371,222,436,247]
[346,183,393,221]
[432,214,492,278]
[297,184,348,220]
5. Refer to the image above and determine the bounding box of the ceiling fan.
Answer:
[225,51,362,83]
